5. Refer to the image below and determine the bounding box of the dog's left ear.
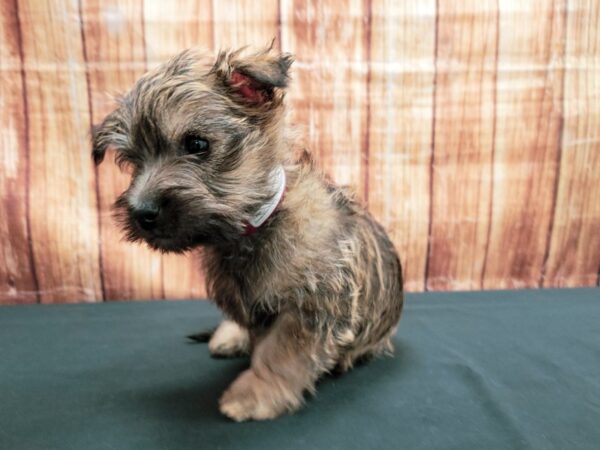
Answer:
[213,46,294,107]
[91,108,129,165]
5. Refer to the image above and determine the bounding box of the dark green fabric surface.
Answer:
[1,288,599,450]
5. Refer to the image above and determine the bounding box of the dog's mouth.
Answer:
[145,235,191,252]
[129,218,235,253]
[143,231,214,253]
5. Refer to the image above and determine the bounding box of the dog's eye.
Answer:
[183,135,210,156]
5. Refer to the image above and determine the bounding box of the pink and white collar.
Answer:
[242,165,286,236]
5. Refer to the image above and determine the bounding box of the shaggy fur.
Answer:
[93,46,404,421]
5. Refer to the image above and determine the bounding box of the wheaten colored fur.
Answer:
[93,46,404,421]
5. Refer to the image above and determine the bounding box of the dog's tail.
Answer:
[186,327,216,343]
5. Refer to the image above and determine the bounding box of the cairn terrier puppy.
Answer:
[92,46,403,421]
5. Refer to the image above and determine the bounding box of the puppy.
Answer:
[92,46,404,421]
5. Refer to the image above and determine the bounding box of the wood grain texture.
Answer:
[0,0,38,304]
[483,0,567,289]
[1,0,599,303]
[211,0,279,50]
[144,0,212,299]
[426,0,498,290]
[280,0,369,197]
[543,0,600,287]
[82,0,163,301]
[18,0,102,303]
[144,0,213,66]
[367,0,435,292]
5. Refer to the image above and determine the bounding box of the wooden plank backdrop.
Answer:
[17,0,102,303]
[427,0,498,290]
[0,0,598,304]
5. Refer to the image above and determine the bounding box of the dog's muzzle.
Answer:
[131,201,161,231]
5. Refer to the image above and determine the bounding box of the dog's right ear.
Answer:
[91,109,129,165]
[211,46,294,108]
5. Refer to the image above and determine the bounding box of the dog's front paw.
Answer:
[208,320,250,358]
[219,369,284,421]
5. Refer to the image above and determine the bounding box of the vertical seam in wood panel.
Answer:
[362,0,372,204]
[14,0,41,303]
[481,0,501,289]
[160,254,166,299]
[277,0,282,49]
[210,0,217,51]
[141,0,148,68]
[78,0,106,302]
[140,0,163,299]
[424,0,440,291]
[539,0,568,287]
[208,0,215,49]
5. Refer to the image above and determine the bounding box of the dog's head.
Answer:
[93,46,294,252]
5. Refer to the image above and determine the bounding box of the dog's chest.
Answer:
[208,251,281,329]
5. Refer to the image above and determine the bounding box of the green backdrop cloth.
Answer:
[1,288,599,450]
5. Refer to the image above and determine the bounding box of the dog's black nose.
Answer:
[132,202,160,230]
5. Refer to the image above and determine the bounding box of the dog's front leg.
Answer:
[207,320,250,358]
[219,312,329,421]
